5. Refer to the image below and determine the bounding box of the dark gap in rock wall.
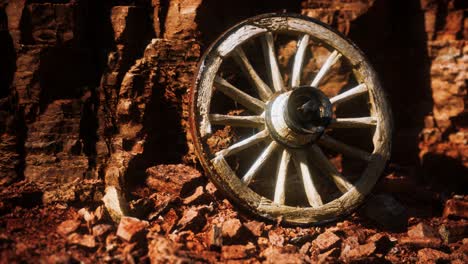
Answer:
[0,8,16,98]
[158,0,170,38]
[348,0,433,167]
[196,0,302,49]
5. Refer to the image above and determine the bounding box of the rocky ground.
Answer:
[0,0,466,263]
[0,164,467,263]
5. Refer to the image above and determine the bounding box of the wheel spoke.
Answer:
[242,141,278,185]
[318,134,372,162]
[261,32,284,92]
[309,144,352,193]
[233,47,273,101]
[291,149,323,208]
[330,83,367,105]
[329,117,377,128]
[209,114,264,127]
[274,148,291,205]
[291,34,309,88]
[311,50,342,87]
[214,76,265,113]
[217,129,269,158]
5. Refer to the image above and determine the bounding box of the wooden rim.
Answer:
[189,13,392,225]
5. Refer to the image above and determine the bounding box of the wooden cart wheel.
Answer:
[189,13,392,225]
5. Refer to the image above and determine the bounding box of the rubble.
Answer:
[116,216,149,242]
[221,218,242,239]
[443,198,468,219]
[221,244,256,260]
[438,222,468,243]
[56,219,81,236]
[313,231,341,252]
[417,248,450,263]
[67,233,96,249]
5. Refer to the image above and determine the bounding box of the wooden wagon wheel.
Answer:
[189,13,392,225]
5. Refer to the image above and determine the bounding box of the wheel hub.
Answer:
[265,86,333,148]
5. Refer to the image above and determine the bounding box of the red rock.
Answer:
[367,233,393,253]
[164,0,202,40]
[116,216,149,242]
[183,186,209,205]
[148,234,186,263]
[261,246,306,264]
[146,165,202,199]
[177,205,211,232]
[221,244,256,260]
[398,237,442,249]
[408,223,438,239]
[243,221,265,237]
[206,225,222,249]
[443,199,468,219]
[161,208,178,234]
[341,242,376,261]
[67,233,96,248]
[92,224,112,238]
[221,218,242,239]
[438,222,468,243]
[417,248,450,263]
[318,248,340,264]
[57,219,80,236]
[313,231,341,252]
[268,230,285,247]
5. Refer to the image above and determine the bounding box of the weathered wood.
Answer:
[233,48,273,101]
[291,149,323,208]
[330,84,367,105]
[242,141,278,185]
[274,148,290,205]
[217,129,269,158]
[318,134,372,162]
[209,114,264,127]
[329,117,377,128]
[261,32,284,92]
[309,144,352,193]
[311,50,342,87]
[214,76,265,114]
[291,34,310,88]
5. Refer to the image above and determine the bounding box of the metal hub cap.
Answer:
[190,14,392,225]
[266,87,333,148]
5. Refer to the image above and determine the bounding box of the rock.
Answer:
[221,244,256,260]
[398,237,442,249]
[318,248,340,264]
[341,242,376,261]
[92,224,112,238]
[148,234,186,263]
[177,205,211,232]
[268,230,285,247]
[67,233,96,249]
[443,198,468,219]
[399,222,442,248]
[161,208,178,234]
[313,231,341,252]
[78,208,95,224]
[44,253,75,264]
[207,225,222,249]
[408,223,438,239]
[261,246,306,264]
[367,233,393,254]
[183,186,209,205]
[164,0,202,40]
[221,218,242,239]
[56,219,80,236]
[116,216,149,242]
[438,222,468,243]
[146,165,202,199]
[362,194,408,231]
[244,220,265,237]
[102,186,128,222]
[417,248,450,263]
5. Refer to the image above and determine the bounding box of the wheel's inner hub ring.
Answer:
[265,87,333,148]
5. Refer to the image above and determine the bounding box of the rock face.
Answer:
[0,0,465,219]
